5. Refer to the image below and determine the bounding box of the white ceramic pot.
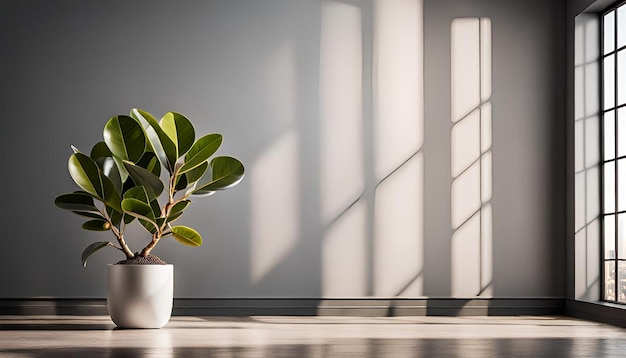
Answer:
[107,264,173,329]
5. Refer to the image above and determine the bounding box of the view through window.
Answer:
[603,2,626,302]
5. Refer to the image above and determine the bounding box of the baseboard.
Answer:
[564,299,626,328]
[0,297,564,316]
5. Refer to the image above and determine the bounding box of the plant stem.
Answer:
[110,224,134,258]
[140,168,178,257]
[102,207,134,259]
[140,234,158,257]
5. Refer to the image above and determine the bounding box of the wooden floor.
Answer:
[1,315,626,357]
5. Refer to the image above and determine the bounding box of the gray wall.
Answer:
[0,0,565,299]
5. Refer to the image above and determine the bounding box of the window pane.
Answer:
[620,214,626,259]
[619,261,626,302]
[606,260,616,301]
[605,55,615,109]
[606,110,616,160]
[606,161,616,213]
[620,51,626,105]
[607,215,616,259]
[620,108,626,157]
[606,10,616,54]
[619,5,626,48]
[619,160,626,211]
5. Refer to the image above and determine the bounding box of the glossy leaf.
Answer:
[186,161,208,184]
[170,226,202,247]
[68,153,103,198]
[54,192,98,212]
[136,151,161,177]
[149,199,162,218]
[103,115,146,162]
[179,134,222,174]
[81,241,114,267]
[124,186,149,202]
[90,141,112,163]
[174,161,208,192]
[122,160,164,200]
[130,108,177,172]
[112,156,129,183]
[193,156,244,194]
[106,206,122,227]
[160,112,195,157]
[101,173,122,213]
[166,211,184,223]
[121,198,157,228]
[167,200,190,223]
[140,219,157,234]
[82,219,111,231]
[174,174,188,191]
[72,211,105,220]
[103,158,123,193]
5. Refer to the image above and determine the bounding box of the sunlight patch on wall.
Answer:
[372,0,424,297]
[250,131,300,284]
[374,154,424,297]
[374,0,423,181]
[319,0,364,224]
[450,17,493,297]
[574,14,601,301]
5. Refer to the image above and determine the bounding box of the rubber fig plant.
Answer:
[55,109,244,267]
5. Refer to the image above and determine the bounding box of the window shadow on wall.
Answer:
[320,0,425,299]
[450,17,493,298]
[573,13,601,302]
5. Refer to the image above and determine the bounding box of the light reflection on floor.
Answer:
[1,316,626,357]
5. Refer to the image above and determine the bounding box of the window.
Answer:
[603,2,626,303]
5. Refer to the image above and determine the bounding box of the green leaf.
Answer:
[167,200,190,223]
[123,186,149,202]
[193,156,245,194]
[55,192,98,212]
[82,219,111,231]
[140,217,164,234]
[103,115,146,163]
[102,158,123,194]
[136,152,161,177]
[106,206,122,227]
[179,134,222,174]
[140,219,158,234]
[130,108,177,172]
[90,141,113,164]
[174,173,188,191]
[122,160,164,200]
[81,241,114,267]
[170,226,202,247]
[167,211,184,223]
[72,211,105,220]
[112,156,129,183]
[160,112,196,157]
[121,198,157,228]
[68,153,103,198]
[149,198,161,218]
[185,161,208,184]
[174,162,207,192]
[101,173,122,213]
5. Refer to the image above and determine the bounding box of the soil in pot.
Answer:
[116,254,167,265]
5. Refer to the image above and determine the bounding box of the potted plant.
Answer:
[54,108,244,328]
